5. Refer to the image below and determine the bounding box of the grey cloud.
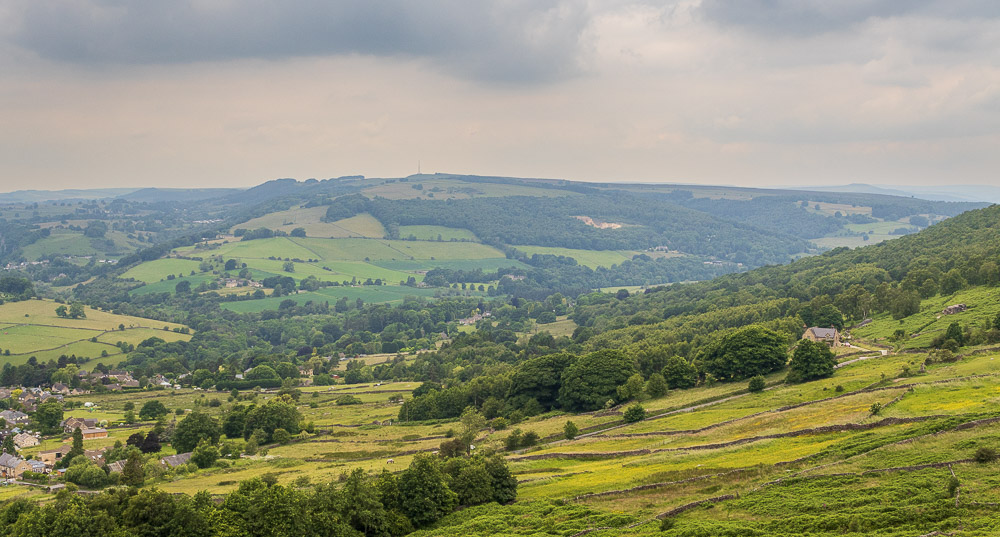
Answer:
[7,0,590,83]
[698,0,1000,36]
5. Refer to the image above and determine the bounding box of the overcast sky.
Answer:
[2,0,999,190]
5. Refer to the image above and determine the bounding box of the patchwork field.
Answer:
[232,207,386,239]
[511,246,641,269]
[43,339,1000,535]
[360,177,578,200]
[854,286,1000,349]
[0,299,190,366]
[397,225,478,241]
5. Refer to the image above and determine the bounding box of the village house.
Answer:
[12,432,39,449]
[802,327,841,347]
[81,427,109,440]
[0,410,29,425]
[38,445,72,466]
[14,459,46,477]
[51,383,70,395]
[0,453,18,479]
[160,452,192,468]
[62,417,99,434]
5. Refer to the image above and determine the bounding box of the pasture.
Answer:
[511,245,639,269]
[0,299,190,366]
[232,207,386,239]
[397,225,477,241]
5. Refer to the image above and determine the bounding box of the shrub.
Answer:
[272,428,292,444]
[869,402,883,415]
[623,403,646,423]
[835,385,845,393]
[521,431,539,447]
[564,420,579,440]
[947,476,960,497]
[492,417,508,431]
[747,375,766,393]
[974,447,998,463]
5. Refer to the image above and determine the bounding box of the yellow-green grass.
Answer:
[397,225,478,241]
[0,299,187,332]
[219,285,446,313]
[174,238,318,261]
[241,259,414,285]
[20,229,103,259]
[121,258,205,283]
[234,207,387,239]
[844,220,912,234]
[372,258,527,273]
[529,316,578,339]
[0,299,189,365]
[805,201,874,217]
[130,273,218,296]
[811,234,896,249]
[361,178,577,200]
[510,246,638,269]
[854,286,1000,348]
[95,327,191,346]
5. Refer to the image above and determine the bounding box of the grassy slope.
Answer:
[0,299,190,366]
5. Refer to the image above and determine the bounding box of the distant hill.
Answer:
[118,188,241,203]
[0,188,139,203]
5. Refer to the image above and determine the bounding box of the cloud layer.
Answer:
[2,0,999,189]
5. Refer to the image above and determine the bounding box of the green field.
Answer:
[0,299,190,366]
[32,336,1000,535]
[373,258,527,273]
[854,286,1000,348]
[121,258,205,283]
[361,177,578,200]
[219,285,476,313]
[511,245,640,268]
[130,273,218,296]
[233,207,386,239]
[397,225,478,241]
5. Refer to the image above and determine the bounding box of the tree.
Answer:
[623,403,646,423]
[645,373,669,398]
[242,400,301,443]
[141,432,162,454]
[787,340,837,383]
[54,305,68,318]
[191,440,220,468]
[245,365,279,381]
[945,322,965,347]
[139,400,168,420]
[616,373,646,402]
[172,412,221,453]
[272,428,292,444]
[661,355,698,389]
[509,353,575,410]
[558,349,638,411]
[68,302,86,319]
[398,454,458,526]
[459,407,486,444]
[175,280,191,295]
[563,420,579,440]
[121,449,145,486]
[290,227,306,238]
[748,375,766,392]
[283,261,295,273]
[33,400,64,433]
[1,434,14,455]
[700,325,789,381]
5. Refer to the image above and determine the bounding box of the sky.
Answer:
[1,0,999,190]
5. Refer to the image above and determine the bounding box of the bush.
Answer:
[563,420,579,440]
[947,476,960,497]
[747,375,766,393]
[521,431,539,447]
[336,395,362,406]
[869,402,883,416]
[623,403,646,423]
[974,447,998,463]
[491,417,508,431]
[272,428,292,444]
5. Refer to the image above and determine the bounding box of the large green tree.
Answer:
[508,353,574,410]
[558,349,638,411]
[242,400,301,443]
[700,325,790,381]
[172,412,221,453]
[787,340,837,383]
[661,355,699,389]
[398,454,457,527]
[33,400,64,433]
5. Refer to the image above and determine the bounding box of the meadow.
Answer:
[510,246,642,269]
[232,207,386,239]
[0,299,190,366]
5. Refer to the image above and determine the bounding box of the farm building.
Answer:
[802,327,840,347]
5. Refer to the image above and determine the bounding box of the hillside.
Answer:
[0,299,190,367]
